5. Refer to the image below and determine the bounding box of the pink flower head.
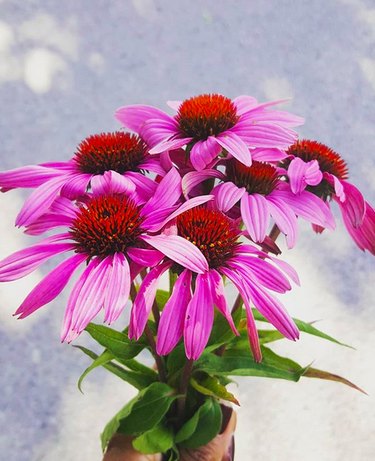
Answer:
[115,94,304,171]
[0,132,164,227]
[285,140,375,255]
[0,168,211,341]
[183,159,335,249]
[129,206,300,362]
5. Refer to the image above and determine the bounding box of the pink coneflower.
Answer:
[0,169,212,341]
[0,132,164,227]
[285,140,375,255]
[182,159,335,248]
[129,206,300,362]
[115,94,304,171]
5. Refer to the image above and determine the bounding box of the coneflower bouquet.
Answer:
[0,93,372,460]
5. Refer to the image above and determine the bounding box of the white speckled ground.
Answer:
[0,1,374,460]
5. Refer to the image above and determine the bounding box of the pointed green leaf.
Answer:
[75,346,157,390]
[196,346,307,382]
[206,308,242,352]
[303,367,366,394]
[77,349,114,392]
[85,323,146,359]
[132,424,174,454]
[177,398,222,449]
[190,376,239,405]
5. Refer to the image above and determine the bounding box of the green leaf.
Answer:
[132,424,174,454]
[206,308,242,352]
[75,346,157,390]
[190,375,239,405]
[77,349,114,392]
[252,309,353,348]
[303,367,367,394]
[101,382,177,451]
[155,289,170,309]
[85,323,146,360]
[176,398,222,449]
[196,346,307,382]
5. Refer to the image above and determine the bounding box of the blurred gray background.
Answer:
[0,1,374,460]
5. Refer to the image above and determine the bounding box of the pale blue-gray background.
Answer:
[0,1,374,460]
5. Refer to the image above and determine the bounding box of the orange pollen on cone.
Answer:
[70,195,144,257]
[176,207,239,268]
[74,132,148,175]
[286,140,349,180]
[176,93,239,140]
[226,159,279,195]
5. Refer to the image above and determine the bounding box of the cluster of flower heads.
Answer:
[0,93,373,362]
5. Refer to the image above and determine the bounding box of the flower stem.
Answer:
[144,324,167,383]
[177,359,194,424]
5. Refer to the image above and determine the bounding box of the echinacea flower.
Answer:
[0,169,211,341]
[182,159,335,248]
[129,206,300,362]
[285,140,375,255]
[115,94,304,171]
[0,131,164,227]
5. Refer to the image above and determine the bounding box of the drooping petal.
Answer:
[214,182,246,212]
[184,272,214,360]
[341,201,375,254]
[267,196,298,248]
[139,157,166,176]
[149,136,193,155]
[0,239,75,282]
[232,95,258,115]
[125,171,157,204]
[127,247,164,267]
[25,213,74,235]
[60,173,91,199]
[156,269,192,355]
[240,193,270,243]
[91,170,136,196]
[215,131,252,166]
[68,257,111,335]
[15,176,68,227]
[208,269,238,335]
[182,169,225,198]
[61,259,99,342]
[15,253,86,318]
[141,234,208,274]
[220,266,262,362]
[0,165,63,190]
[288,158,314,194]
[272,188,335,230]
[252,148,288,162]
[103,253,131,324]
[338,180,366,227]
[115,104,177,134]
[129,261,172,339]
[141,118,180,147]
[231,122,297,149]
[190,137,222,171]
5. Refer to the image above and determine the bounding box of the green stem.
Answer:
[144,324,167,383]
[177,359,194,425]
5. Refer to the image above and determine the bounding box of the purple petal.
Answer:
[214,182,245,212]
[208,269,238,335]
[184,272,214,360]
[341,202,375,255]
[0,239,74,282]
[15,176,68,227]
[220,266,262,362]
[60,173,91,199]
[15,253,86,318]
[190,137,222,171]
[141,235,208,274]
[141,118,180,147]
[68,257,111,334]
[125,172,157,204]
[156,269,192,355]
[129,261,172,339]
[339,180,366,227]
[231,123,297,149]
[0,165,63,190]
[115,104,177,133]
[152,194,214,231]
[91,170,136,196]
[61,260,99,342]
[25,213,74,235]
[182,169,225,198]
[103,253,131,324]
[166,100,182,111]
[252,148,288,162]
[127,247,164,266]
[240,193,270,243]
[149,136,193,154]
[241,109,304,127]
[267,196,298,248]
[232,95,258,115]
[139,157,167,176]
[215,131,252,166]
